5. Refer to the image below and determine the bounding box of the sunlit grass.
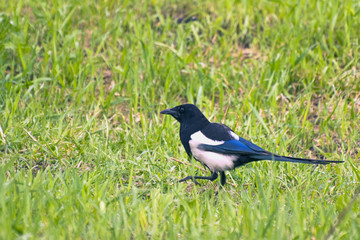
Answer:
[0,0,359,239]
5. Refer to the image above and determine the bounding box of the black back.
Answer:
[200,123,235,141]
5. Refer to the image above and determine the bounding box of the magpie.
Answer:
[161,104,343,186]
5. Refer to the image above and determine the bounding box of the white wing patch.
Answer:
[229,131,240,140]
[189,131,236,172]
[190,131,224,145]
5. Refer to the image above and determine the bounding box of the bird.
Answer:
[161,104,343,186]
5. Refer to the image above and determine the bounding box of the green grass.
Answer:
[1,0,360,239]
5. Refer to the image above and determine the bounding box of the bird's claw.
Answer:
[179,176,201,186]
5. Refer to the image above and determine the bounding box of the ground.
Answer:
[0,0,360,239]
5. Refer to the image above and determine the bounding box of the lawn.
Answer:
[1,0,360,239]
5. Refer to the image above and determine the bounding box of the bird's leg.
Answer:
[212,172,227,197]
[179,172,219,185]
[220,172,226,186]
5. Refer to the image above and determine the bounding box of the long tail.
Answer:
[250,154,343,165]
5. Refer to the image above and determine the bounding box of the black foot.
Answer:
[179,172,219,186]
[220,172,226,186]
[179,176,201,186]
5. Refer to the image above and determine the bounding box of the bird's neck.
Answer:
[180,115,210,135]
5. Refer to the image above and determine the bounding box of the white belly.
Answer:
[189,131,236,172]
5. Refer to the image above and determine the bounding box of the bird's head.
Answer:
[160,104,208,124]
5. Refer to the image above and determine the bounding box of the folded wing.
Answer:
[198,139,342,165]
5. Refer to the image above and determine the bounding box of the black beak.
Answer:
[160,108,179,118]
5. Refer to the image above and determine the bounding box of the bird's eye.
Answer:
[179,107,185,113]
